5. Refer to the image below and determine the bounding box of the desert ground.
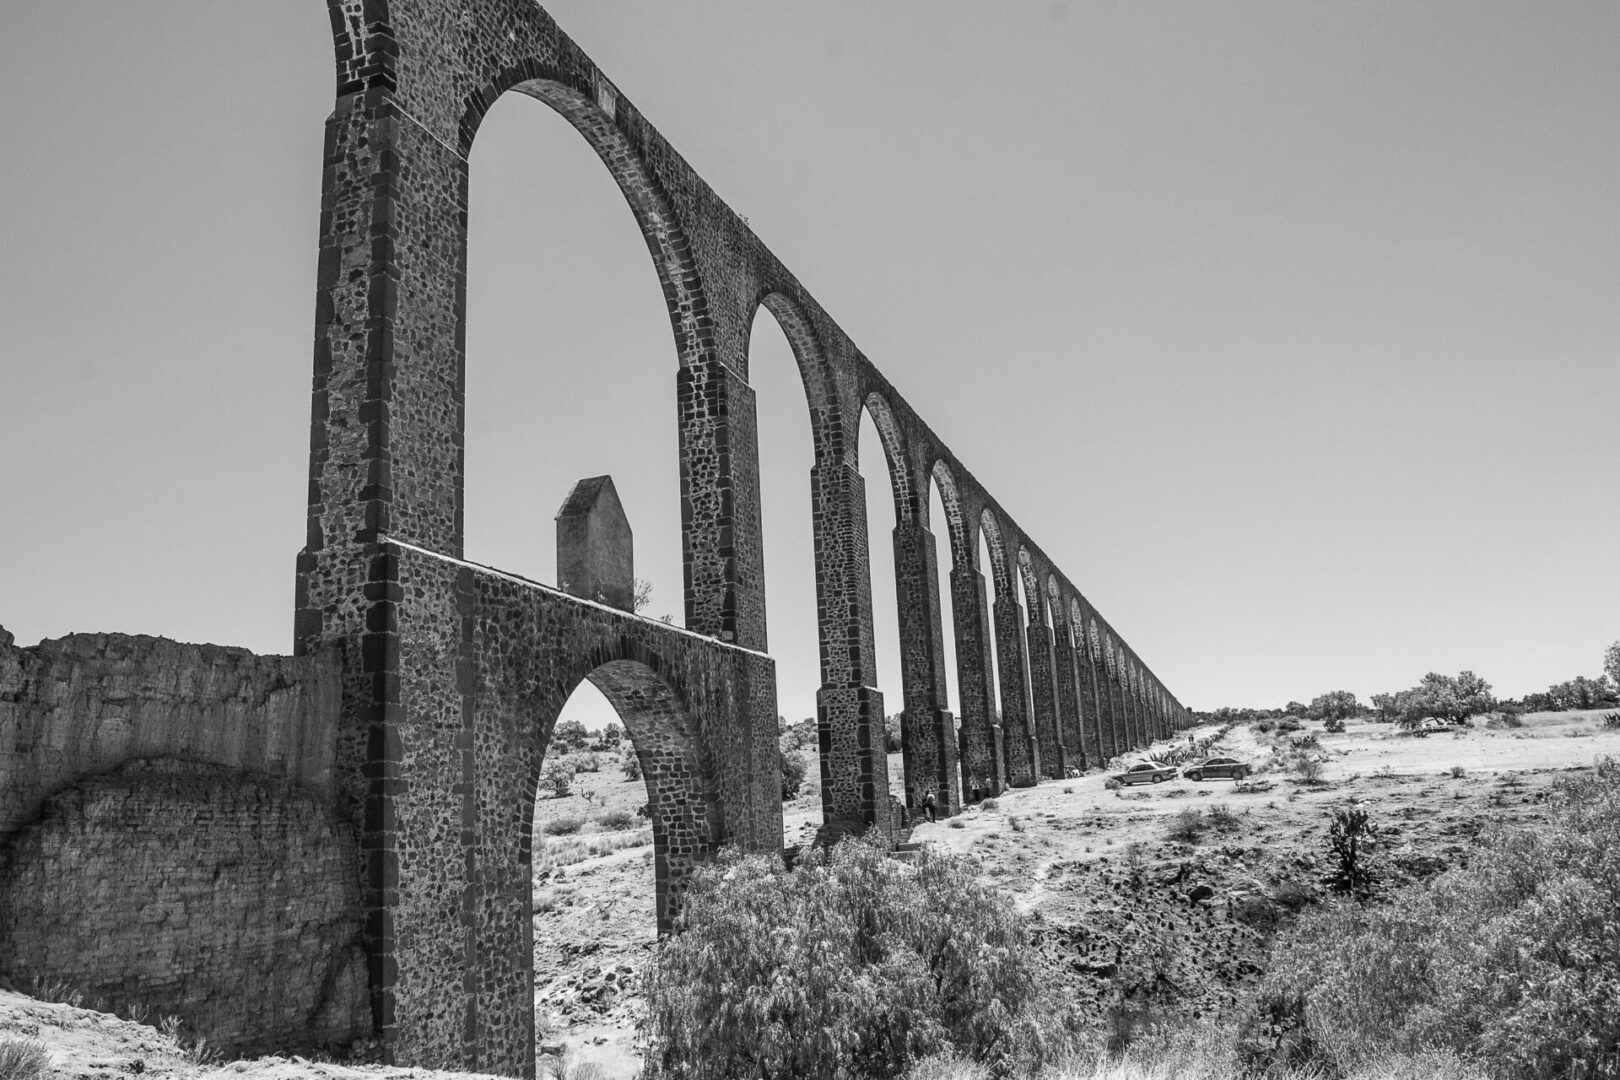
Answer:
[5,710,1616,1080]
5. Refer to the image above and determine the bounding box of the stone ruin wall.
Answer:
[0,628,369,1055]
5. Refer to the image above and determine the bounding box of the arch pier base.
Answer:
[300,541,780,1077]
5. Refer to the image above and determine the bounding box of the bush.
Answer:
[620,746,642,781]
[981,798,1000,811]
[641,840,1065,1080]
[1266,759,1620,1078]
[1324,717,1346,733]
[1276,716,1303,733]
[0,1040,49,1080]
[542,815,584,836]
[1165,807,1207,844]
[1289,753,1325,785]
[780,747,807,801]
[539,759,576,799]
[1604,712,1620,731]
[594,809,636,831]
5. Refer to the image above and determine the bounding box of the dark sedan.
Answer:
[1181,756,1251,781]
[1113,761,1179,786]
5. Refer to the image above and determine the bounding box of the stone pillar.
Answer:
[1077,628,1109,764]
[993,595,1037,787]
[949,565,1000,800]
[295,89,474,1069]
[893,522,958,815]
[677,360,767,649]
[1105,646,1129,754]
[1025,620,1063,779]
[1053,621,1085,772]
[810,458,890,833]
[1125,664,1142,751]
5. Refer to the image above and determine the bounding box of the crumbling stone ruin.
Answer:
[0,3,1193,1076]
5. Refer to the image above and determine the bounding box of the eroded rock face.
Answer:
[0,629,341,837]
[0,629,366,1056]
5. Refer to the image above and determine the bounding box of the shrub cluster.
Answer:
[641,839,1065,1080]
[1257,758,1620,1078]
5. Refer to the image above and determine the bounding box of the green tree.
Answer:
[1543,674,1618,711]
[1605,641,1620,686]
[779,748,807,800]
[1387,671,1495,727]
[550,718,590,753]
[1306,691,1360,721]
[539,759,575,799]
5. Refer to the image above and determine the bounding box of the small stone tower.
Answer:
[555,476,634,611]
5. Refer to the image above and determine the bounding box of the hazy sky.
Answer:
[2,2,1616,721]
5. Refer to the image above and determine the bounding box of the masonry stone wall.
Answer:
[0,628,365,1055]
[0,760,368,1056]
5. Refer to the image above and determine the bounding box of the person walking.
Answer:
[922,787,937,823]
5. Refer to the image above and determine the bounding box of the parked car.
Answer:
[1181,756,1251,782]
[1113,761,1178,785]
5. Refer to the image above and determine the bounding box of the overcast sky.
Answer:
[2,2,1617,721]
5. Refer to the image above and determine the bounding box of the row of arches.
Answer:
[302,7,1194,1070]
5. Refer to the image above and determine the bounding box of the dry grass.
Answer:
[907,1034,1488,1080]
[534,827,653,875]
[0,1040,49,1080]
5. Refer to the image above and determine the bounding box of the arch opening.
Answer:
[529,656,720,973]
[749,299,825,834]
[462,89,686,622]
[857,401,906,810]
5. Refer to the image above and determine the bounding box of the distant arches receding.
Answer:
[1016,549,1043,626]
[860,393,916,524]
[459,71,709,372]
[929,461,969,570]
[979,510,1012,598]
[754,292,841,438]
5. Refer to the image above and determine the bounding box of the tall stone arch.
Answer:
[933,463,999,799]
[1018,549,1060,780]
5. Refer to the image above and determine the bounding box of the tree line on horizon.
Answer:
[1198,640,1620,727]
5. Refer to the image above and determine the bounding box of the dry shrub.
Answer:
[1287,753,1324,785]
[1164,808,1206,844]
[1261,756,1620,1079]
[643,839,1070,1080]
[542,814,583,836]
[0,1040,49,1080]
[594,809,635,831]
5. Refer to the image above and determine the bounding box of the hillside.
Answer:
[6,710,1617,1079]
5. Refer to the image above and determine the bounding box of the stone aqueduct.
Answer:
[0,2,1191,1075]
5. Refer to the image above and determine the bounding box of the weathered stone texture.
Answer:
[0,759,367,1056]
[0,628,340,838]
